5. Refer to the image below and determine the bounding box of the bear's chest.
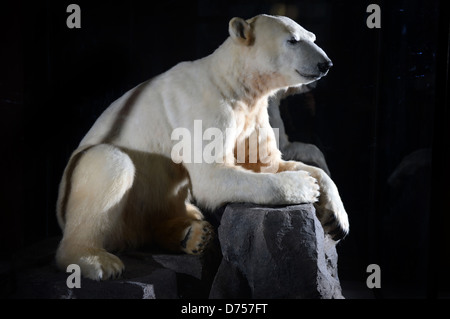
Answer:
[230,99,271,170]
[232,99,268,138]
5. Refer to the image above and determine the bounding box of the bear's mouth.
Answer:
[295,70,321,79]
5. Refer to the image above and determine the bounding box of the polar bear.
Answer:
[56,14,349,280]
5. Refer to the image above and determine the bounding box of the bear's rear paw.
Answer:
[78,250,125,281]
[180,220,214,255]
[57,246,125,281]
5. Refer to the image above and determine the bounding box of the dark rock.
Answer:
[209,203,343,299]
[10,263,175,299]
[8,238,219,299]
[6,204,343,299]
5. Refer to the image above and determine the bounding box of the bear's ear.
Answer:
[307,31,316,42]
[229,17,254,45]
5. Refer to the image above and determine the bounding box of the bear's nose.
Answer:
[317,60,333,74]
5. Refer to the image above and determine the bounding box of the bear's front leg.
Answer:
[278,160,349,240]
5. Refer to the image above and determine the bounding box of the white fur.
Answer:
[78,15,330,208]
[56,14,349,280]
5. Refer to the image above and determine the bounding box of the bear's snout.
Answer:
[317,60,333,74]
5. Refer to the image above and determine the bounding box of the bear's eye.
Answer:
[287,37,300,45]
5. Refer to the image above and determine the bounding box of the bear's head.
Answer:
[228,14,332,88]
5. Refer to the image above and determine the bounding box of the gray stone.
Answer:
[209,203,343,299]
[8,238,219,299]
[7,203,343,299]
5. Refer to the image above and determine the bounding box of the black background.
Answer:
[1,0,449,298]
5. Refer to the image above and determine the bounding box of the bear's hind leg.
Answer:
[56,144,135,280]
[185,202,204,220]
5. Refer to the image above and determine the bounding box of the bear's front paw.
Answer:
[315,198,349,241]
[181,220,214,255]
[276,170,320,204]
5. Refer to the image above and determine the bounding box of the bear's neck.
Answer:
[207,38,287,109]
